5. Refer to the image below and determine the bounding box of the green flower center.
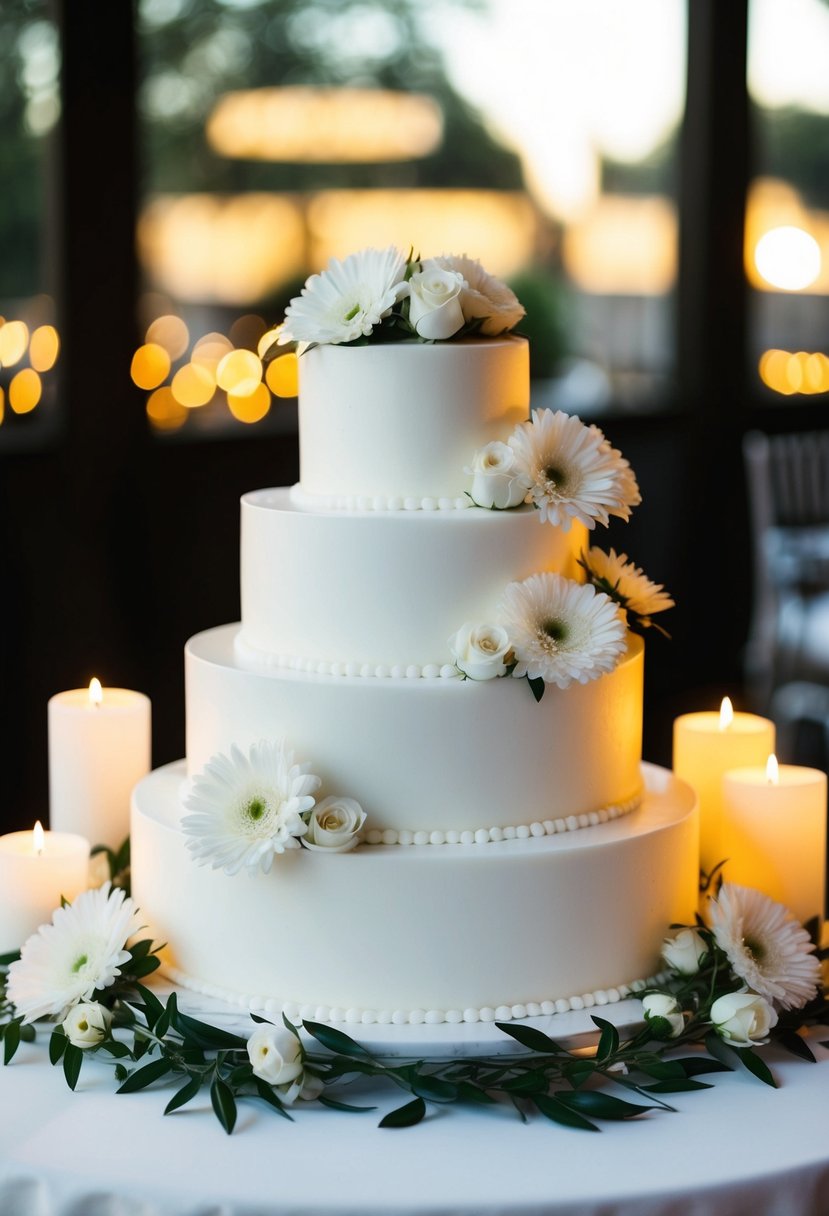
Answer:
[343,303,361,322]
[72,954,88,974]
[246,798,266,822]
[744,935,764,962]
[541,618,568,643]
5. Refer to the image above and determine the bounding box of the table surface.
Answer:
[1,1018,828,1216]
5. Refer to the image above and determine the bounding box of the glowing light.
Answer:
[9,368,41,414]
[759,348,829,396]
[206,87,443,163]
[131,343,171,390]
[265,353,298,398]
[33,821,45,856]
[0,386,4,425]
[146,314,189,360]
[719,697,734,730]
[227,382,271,424]
[171,362,215,408]
[754,226,821,291]
[146,386,188,432]
[0,320,29,368]
[192,332,234,373]
[257,327,282,359]
[562,196,677,294]
[766,754,779,785]
[88,678,103,706]
[216,349,262,397]
[29,325,60,372]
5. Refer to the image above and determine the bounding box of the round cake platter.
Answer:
[164,981,646,1059]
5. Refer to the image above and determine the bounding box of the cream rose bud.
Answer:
[467,442,531,510]
[303,797,366,852]
[711,991,778,1046]
[449,622,512,681]
[405,265,466,340]
[62,1001,112,1049]
[247,1024,304,1086]
[662,927,708,976]
[642,992,684,1039]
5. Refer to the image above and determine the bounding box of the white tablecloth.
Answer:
[1,1031,828,1216]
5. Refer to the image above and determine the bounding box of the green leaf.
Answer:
[317,1095,377,1113]
[302,1020,371,1059]
[411,1073,458,1102]
[773,1029,816,1063]
[114,836,131,875]
[282,1012,302,1040]
[19,1024,36,1043]
[494,1022,565,1054]
[673,1055,732,1077]
[564,1059,596,1088]
[250,1012,273,1025]
[210,1077,237,1134]
[165,1074,202,1115]
[0,951,20,966]
[634,1059,686,1080]
[527,675,546,703]
[457,1080,497,1104]
[100,1039,132,1059]
[736,1047,777,1088]
[593,1016,620,1063]
[642,1078,713,1094]
[704,1030,738,1069]
[63,1043,83,1091]
[129,939,156,962]
[169,1004,247,1049]
[379,1096,427,1128]
[557,1091,656,1121]
[114,1063,129,1082]
[117,1057,172,1093]
[136,983,164,1024]
[2,1017,22,1065]
[128,956,161,979]
[228,1063,254,1087]
[49,1028,67,1065]
[253,1077,294,1120]
[533,1093,599,1131]
[501,1071,549,1096]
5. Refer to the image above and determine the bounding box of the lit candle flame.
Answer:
[766,754,779,785]
[33,820,45,856]
[719,696,734,730]
[88,677,103,707]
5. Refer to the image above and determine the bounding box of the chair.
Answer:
[743,429,829,710]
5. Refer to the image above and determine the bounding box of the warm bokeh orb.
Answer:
[0,320,30,368]
[216,348,262,397]
[146,386,188,431]
[29,325,60,372]
[131,342,171,390]
[265,352,299,398]
[9,368,42,414]
[171,362,215,407]
[227,381,271,423]
[146,314,190,361]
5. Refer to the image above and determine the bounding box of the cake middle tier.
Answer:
[239,488,585,670]
[187,625,644,835]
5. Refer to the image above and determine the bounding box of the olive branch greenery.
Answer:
[1,921,827,1136]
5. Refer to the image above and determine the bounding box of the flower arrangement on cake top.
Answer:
[274,245,525,350]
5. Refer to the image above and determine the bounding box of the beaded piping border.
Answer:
[234,635,462,682]
[290,485,473,513]
[362,792,642,847]
[163,965,668,1027]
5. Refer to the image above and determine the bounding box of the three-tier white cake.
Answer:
[131,325,698,1027]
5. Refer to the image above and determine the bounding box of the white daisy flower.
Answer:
[707,883,821,1011]
[429,253,525,334]
[499,572,627,688]
[183,739,321,876]
[6,882,142,1024]
[580,547,674,627]
[277,246,408,346]
[508,410,641,530]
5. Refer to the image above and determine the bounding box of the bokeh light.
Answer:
[0,321,30,368]
[227,382,271,423]
[754,226,821,291]
[146,386,188,431]
[131,342,171,390]
[146,314,190,360]
[265,352,299,398]
[216,348,262,397]
[29,324,60,372]
[171,362,215,407]
[9,368,42,414]
[192,332,233,373]
[759,348,829,395]
[257,327,282,359]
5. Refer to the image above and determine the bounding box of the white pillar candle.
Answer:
[0,823,90,954]
[721,756,826,927]
[673,698,775,875]
[48,680,151,848]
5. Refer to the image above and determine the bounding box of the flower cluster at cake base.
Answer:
[0,880,826,1136]
[182,739,366,874]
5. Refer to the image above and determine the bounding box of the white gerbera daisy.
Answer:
[183,739,321,876]
[277,246,407,346]
[708,883,821,1011]
[580,547,674,627]
[6,883,142,1024]
[508,410,641,530]
[429,253,525,334]
[499,572,627,688]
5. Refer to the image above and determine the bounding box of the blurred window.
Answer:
[748,0,829,402]
[0,2,61,449]
[135,0,687,436]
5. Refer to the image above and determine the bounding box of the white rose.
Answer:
[662,927,708,976]
[404,264,466,340]
[711,991,778,1046]
[642,992,685,1039]
[303,797,366,853]
[62,1001,112,1049]
[247,1024,304,1086]
[449,622,512,681]
[430,253,525,335]
[467,441,531,510]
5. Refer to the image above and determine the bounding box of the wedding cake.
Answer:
[131,248,698,1026]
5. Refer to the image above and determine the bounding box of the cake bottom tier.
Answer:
[131,762,698,1025]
